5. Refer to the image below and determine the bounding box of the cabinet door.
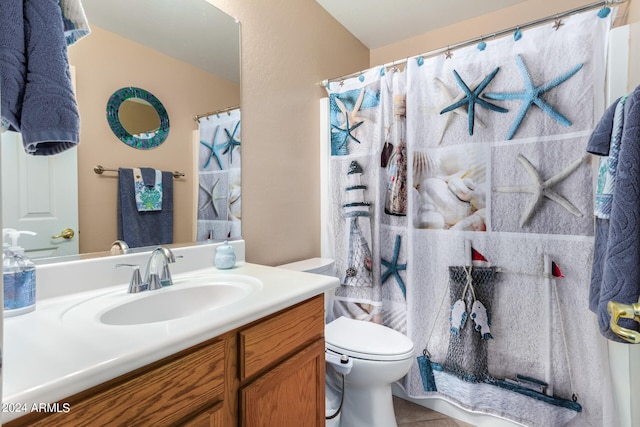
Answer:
[182,401,224,427]
[241,339,325,427]
[6,338,226,427]
[239,295,324,381]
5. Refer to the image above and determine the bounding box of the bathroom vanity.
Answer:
[2,241,336,426]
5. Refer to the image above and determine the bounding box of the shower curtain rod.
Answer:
[193,105,240,122]
[320,0,626,86]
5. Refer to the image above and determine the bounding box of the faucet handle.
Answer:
[160,263,173,287]
[116,264,145,293]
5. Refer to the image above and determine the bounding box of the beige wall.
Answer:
[68,26,239,254]
[370,0,622,66]
[627,1,640,92]
[207,0,369,265]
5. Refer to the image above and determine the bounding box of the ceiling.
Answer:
[81,0,240,83]
[315,0,526,49]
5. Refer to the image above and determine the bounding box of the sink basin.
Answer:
[62,275,262,326]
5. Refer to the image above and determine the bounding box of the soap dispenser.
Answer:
[3,229,37,317]
[215,240,236,269]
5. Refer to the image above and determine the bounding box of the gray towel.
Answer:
[0,0,26,133]
[117,168,174,249]
[20,0,80,155]
[591,86,640,341]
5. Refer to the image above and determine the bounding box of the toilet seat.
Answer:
[325,316,414,361]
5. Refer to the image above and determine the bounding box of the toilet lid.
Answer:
[325,316,414,361]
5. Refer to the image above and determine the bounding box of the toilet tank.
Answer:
[277,258,337,321]
[277,257,336,276]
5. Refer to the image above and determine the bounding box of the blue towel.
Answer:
[20,0,80,156]
[590,86,640,341]
[0,0,26,133]
[118,168,174,249]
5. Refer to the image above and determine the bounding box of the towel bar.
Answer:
[94,165,185,179]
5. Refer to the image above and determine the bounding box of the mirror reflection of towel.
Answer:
[0,0,81,155]
[118,168,173,249]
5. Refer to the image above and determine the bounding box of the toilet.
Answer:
[278,258,415,427]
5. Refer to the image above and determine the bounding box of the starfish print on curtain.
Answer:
[200,125,226,170]
[484,55,583,140]
[494,154,587,227]
[336,89,368,128]
[440,67,508,136]
[331,90,370,153]
[331,115,363,153]
[199,178,226,218]
[432,77,486,144]
[381,234,407,297]
[223,120,241,163]
[328,83,381,155]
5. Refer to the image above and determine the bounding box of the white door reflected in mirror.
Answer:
[1,131,79,258]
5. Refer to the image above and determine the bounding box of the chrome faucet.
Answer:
[143,246,176,291]
[110,240,130,254]
[116,264,144,293]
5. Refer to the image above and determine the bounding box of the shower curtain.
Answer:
[325,9,616,427]
[196,108,242,241]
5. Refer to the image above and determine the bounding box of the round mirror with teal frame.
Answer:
[106,87,170,149]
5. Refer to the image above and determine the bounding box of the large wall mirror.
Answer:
[1,0,240,260]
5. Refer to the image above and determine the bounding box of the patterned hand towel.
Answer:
[60,0,91,46]
[133,168,163,211]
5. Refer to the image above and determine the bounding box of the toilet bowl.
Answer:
[278,258,415,427]
[325,316,414,427]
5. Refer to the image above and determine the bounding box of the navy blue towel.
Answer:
[0,0,26,133]
[1,0,80,156]
[590,86,640,341]
[117,168,174,249]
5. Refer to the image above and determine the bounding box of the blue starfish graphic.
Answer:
[331,115,364,151]
[200,125,226,170]
[440,67,508,136]
[381,235,407,297]
[223,120,241,163]
[484,55,583,140]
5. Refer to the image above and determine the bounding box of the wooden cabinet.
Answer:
[5,295,326,427]
[6,338,227,427]
[239,295,325,427]
[240,339,325,427]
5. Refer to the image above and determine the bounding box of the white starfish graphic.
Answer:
[199,178,226,217]
[495,154,587,227]
[334,87,368,128]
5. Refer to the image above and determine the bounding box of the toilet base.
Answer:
[338,381,398,427]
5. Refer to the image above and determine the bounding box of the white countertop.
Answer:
[2,243,338,422]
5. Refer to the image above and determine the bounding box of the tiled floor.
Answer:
[394,396,475,427]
